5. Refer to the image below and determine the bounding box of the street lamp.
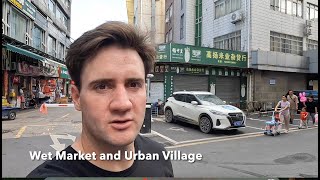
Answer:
[146,74,154,103]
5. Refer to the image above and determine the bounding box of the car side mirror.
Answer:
[191,101,198,105]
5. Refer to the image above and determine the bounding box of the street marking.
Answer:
[152,118,165,122]
[166,127,317,149]
[61,113,70,118]
[151,130,178,145]
[176,131,262,145]
[167,127,187,132]
[245,125,265,130]
[50,134,76,151]
[15,126,27,138]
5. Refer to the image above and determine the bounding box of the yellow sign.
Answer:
[9,0,23,10]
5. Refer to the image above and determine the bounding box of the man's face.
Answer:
[72,46,146,147]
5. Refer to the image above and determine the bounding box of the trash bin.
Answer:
[140,104,151,134]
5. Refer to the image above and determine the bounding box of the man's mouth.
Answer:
[110,119,133,130]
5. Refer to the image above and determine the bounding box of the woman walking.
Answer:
[275,95,291,133]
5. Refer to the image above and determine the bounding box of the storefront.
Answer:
[155,43,249,108]
[58,66,72,97]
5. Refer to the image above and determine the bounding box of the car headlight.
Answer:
[209,110,227,116]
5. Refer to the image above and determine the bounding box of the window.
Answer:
[195,0,202,46]
[307,39,318,50]
[180,14,184,39]
[270,0,302,18]
[185,95,198,103]
[213,31,241,51]
[48,35,56,57]
[270,31,303,55]
[10,9,27,43]
[33,26,45,51]
[181,0,184,10]
[57,42,64,60]
[48,0,54,14]
[306,3,318,20]
[169,4,173,18]
[173,94,184,102]
[56,7,62,21]
[215,0,240,19]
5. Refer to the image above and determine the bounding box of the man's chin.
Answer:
[106,131,138,147]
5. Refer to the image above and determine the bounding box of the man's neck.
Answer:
[72,132,135,172]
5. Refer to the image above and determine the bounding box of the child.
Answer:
[298,107,308,129]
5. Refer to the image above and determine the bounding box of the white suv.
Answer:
[164,91,246,133]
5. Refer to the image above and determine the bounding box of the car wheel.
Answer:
[199,116,212,134]
[165,109,175,123]
[8,111,16,120]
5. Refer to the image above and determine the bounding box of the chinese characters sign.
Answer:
[156,43,247,68]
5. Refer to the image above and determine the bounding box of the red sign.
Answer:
[17,62,42,76]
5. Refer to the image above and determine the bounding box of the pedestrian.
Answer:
[298,107,308,129]
[274,95,291,133]
[19,87,25,109]
[287,90,299,124]
[303,96,318,127]
[27,21,174,178]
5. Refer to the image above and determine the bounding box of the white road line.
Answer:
[246,125,264,130]
[166,126,318,149]
[61,113,70,118]
[177,131,263,145]
[151,130,178,145]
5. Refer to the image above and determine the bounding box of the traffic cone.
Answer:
[40,103,48,114]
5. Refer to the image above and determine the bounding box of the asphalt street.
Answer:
[2,107,318,178]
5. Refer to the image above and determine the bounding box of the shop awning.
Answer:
[44,58,66,67]
[4,44,45,61]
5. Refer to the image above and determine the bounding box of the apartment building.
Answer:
[127,0,165,45]
[2,0,72,106]
[161,0,318,106]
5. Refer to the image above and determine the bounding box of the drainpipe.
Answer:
[151,0,156,44]
[247,0,252,102]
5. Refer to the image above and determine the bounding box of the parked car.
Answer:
[164,91,246,133]
[293,90,318,114]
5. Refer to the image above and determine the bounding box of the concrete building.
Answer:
[164,0,318,106]
[127,0,165,45]
[2,0,72,106]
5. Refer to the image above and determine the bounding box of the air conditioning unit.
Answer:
[231,11,243,24]
[304,28,312,36]
[306,20,313,27]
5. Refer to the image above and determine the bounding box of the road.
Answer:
[2,107,318,178]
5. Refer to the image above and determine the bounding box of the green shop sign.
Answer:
[59,66,71,79]
[156,43,248,68]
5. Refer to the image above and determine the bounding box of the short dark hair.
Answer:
[66,21,156,90]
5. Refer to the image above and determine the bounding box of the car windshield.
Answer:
[195,94,225,105]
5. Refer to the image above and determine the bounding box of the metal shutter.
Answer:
[216,77,240,103]
[174,75,208,92]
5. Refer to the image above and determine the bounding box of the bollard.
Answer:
[140,104,152,134]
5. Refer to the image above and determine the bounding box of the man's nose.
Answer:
[109,86,133,113]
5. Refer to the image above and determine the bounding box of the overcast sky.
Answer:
[70,0,128,40]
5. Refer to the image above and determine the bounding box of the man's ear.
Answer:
[71,85,81,111]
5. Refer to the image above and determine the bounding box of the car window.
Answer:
[173,94,185,102]
[185,94,197,103]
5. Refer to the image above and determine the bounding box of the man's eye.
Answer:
[129,82,141,88]
[95,84,107,90]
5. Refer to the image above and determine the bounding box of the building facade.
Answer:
[163,0,318,107]
[2,0,72,107]
[127,0,165,45]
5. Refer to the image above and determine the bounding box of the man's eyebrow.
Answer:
[125,78,145,83]
[88,79,114,87]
